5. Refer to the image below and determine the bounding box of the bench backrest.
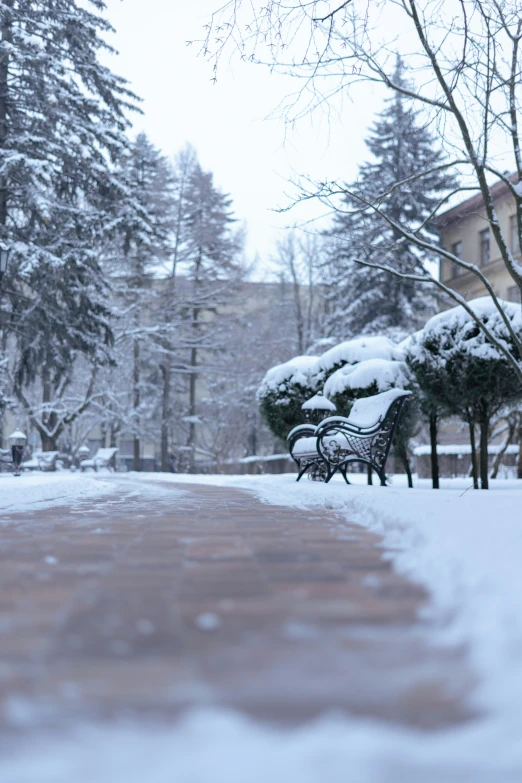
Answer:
[93,447,118,462]
[346,389,411,429]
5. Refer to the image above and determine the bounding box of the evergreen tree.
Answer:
[324,57,456,340]
[108,133,175,471]
[173,150,244,471]
[0,0,139,448]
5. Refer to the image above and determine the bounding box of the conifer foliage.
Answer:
[108,133,175,470]
[0,0,138,448]
[325,57,455,341]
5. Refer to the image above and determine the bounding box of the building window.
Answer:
[451,241,463,276]
[479,228,490,266]
[508,286,521,303]
[511,215,520,255]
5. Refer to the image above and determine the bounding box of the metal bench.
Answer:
[22,450,59,472]
[80,447,118,472]
[288,388,412,485]
[0,448,12,472]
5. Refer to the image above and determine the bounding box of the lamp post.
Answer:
[9,429,27,476]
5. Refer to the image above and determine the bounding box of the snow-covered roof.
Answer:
[257,355,318,397]
[314,336,403,376]
[301,393,337,411]
[324,358,410,397]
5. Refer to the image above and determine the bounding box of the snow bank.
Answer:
[2,704,521,783]
[324,358,410,397]
[314,335,402,376]
[0,472,116,515]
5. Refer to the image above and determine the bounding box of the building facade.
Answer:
[437,178,521,302]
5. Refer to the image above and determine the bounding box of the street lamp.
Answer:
[0,245,10,284]
[9,429,27,477]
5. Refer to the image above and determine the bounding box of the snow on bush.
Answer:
[406,297,522,488]
[257,356,319,440]
[314,336,403,381]
[324,358,410,398]
[256,356,319,398]
[409,297,522,364]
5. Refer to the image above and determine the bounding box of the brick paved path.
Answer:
[0,481,472,730]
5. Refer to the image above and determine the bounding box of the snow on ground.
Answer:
[0,471,117,515]
[2,704,521,783]
[3,469,522,781]
[120,470,522,778]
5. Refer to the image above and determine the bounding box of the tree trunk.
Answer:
[40,372,60,451]
[187,343,197,473]
[518,419,522,480]
[0,3,11,233]
[429,412,439,489]
[490,418,515,479]
[468,419,479,489]
[402,453,413,488]
[133,338,141,472]
[479,413,490,490]
[40,432,59,452]
[160,363,171,472]
[396,444,413,488]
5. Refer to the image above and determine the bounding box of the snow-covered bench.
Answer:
[288,389,411,485]
[80,447,118,472]
[0,448,12,471]
[22,450,59,472]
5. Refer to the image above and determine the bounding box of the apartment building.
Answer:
[437,178,521,301]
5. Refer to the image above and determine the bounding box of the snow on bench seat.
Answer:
[292,436,318,457]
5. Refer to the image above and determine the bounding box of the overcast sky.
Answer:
[103,0,385,275]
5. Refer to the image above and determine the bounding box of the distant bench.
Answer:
[22,450,59,472]
[287,389,411,486]
[80,447,118,472]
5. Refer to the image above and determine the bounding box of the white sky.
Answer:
[103,0,385,275]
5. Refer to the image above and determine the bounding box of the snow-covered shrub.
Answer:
[313,336,402,384]
[407,297,522,489]
[324,358,411,415]
[257,356,319,440]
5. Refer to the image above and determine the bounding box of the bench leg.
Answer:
[379,471,387,486]
[340,467,350,485]
[324,465,337,484]
[296,464,308,482]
